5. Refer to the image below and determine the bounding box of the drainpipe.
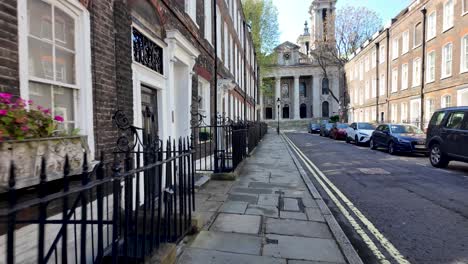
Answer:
[243,20,247,122]
[213,0,218,172]
[385,27,390,123]
[376,42,380,123]
[420,7,427,130]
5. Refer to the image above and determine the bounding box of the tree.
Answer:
[311,5,382,120]
[242,0,280,96]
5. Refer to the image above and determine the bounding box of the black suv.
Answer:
[426,107,468,168]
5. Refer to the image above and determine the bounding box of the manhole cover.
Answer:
[358,168,391,175]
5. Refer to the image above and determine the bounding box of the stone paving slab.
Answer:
[263,234,346,263]
[189,231,262,255]
[245,204,279,217]
[258,194,279,206]
[306,207,326,222]
[227,193,259,203]
[210,213,261,235]
[265,218,333,239]
[178,248,287,264]
[219,201,248,214]
[280,211,308,220]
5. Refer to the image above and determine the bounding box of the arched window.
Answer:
[281,83,289,98]
[322,101,329,117]
[282,104,290,119]
[441,95,452,108]
[265,107,273,119]
[300,103,307,118]
[299,82,306,97]
[322,78,329,95]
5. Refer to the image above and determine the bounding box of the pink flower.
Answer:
[0,93,12,100]
[21,126,29,131]
[54,115,64,122]
[42,108,51,114]
[27,100,33,105]
[37,105,43,110]
[0,109,7,116]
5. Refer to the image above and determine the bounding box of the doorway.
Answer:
[141,85,160,145]
[300,104,307,118]
[282,105,290,119]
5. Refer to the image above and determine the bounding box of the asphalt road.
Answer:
[285,132,468,264]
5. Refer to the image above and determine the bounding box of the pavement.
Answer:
[177,131,361,264]
[285,132,468,264]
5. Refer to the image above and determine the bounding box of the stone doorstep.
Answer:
[194,174,211,189]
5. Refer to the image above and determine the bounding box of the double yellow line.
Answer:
[283,134,410,264]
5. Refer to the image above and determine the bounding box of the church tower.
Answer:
[309,0,337,50]
[297,21,311,55]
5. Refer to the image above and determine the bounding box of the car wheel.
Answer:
[355,136,359,146]
[388,142,396,155]
[369,138,377,150]
[429,143,449,168]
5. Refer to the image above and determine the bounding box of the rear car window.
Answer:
[445,112,465,129]
[429,111,446,126]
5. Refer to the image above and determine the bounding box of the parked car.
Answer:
[346,122,376,145]
[426,107,468,168]
[330,123,349,140]
[320,123,334,137]
[369,124,427,155]
[308,123,321,134]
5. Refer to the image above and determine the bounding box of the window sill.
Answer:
[440,74,452,80]
[442,25,453,34]
[426,35,436,42]
[426,79,435,84]
[461,69,468,74]
[413,43,422,49]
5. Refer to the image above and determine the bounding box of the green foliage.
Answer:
[242,0,280,93]
[329,115,340,123]
[0,93,65,141]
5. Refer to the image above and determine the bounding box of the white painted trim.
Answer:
[461,34,468,74]
[18,0,95,158]
[457,86,468,106]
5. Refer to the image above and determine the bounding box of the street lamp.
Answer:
[277,97,281,134]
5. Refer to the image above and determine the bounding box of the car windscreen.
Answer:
[337,124,348,129]
[325,124,333,129]
[358,123,376,130]
[390,125,424,134]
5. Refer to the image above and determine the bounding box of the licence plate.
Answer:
[414,145,426,149]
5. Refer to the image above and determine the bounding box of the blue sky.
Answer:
[273,0,411,43]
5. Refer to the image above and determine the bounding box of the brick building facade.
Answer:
[346,0,468,128]
[1,0,258,159]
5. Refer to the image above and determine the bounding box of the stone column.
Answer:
[275,77,281,120]
[259,86,264,120]
[294,75,300,119]
[313,75,321,118]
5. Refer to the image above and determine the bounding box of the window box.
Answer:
[0,136,90,190]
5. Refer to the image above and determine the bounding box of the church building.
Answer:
[260,0,343,122]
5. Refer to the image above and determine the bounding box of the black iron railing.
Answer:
[0,113,195,264]
[192,115,268,173]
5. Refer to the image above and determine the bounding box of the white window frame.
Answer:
[401,102,408,123]
[204,0,212,44]
[379,73,386,95]
[185,0,197,26]
[359,60,364,80]
[441,94,452,108]
[365,80,370,99]
[392,37,399,60]
[224,22,228,67]
[441,42,453,79]
[216,6,222,59]
[364,55,369,72]
[18,0,95,156]
[463,0,468,15]
[402,30,409,54]
[413,22,422,48]
[392,67,398,93]
[426,98,435,123]
[371,77,376,98]
[426,51,436,83]
[461,34,468,73]
[412,58,421,87]
[401,63,408,90]
[443,0,454,32]
[427,11,437,41]
[379,45,385,63]
[371,49,376,68]
[458,87,468,106]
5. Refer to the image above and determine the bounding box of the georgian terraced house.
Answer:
[0,0,258,159]
[346,0,468,127]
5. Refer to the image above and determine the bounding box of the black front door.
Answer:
[141,85,159,146]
